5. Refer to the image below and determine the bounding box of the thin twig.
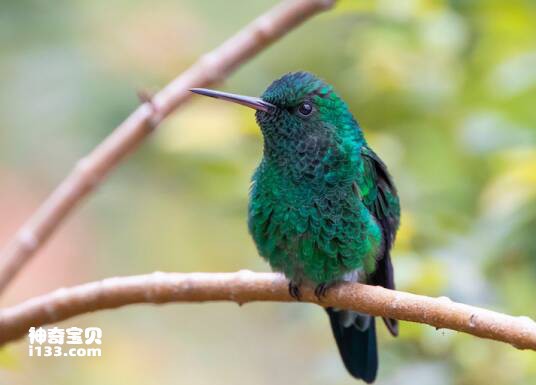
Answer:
[1,271,535,349]
[0,0,336,294]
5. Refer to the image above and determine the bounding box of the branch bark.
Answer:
[0,0,336,294]
[1,271,535,349]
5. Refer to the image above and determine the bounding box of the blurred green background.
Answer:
[1,0,536,384]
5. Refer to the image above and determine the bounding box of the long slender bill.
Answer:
[190,88,276,114]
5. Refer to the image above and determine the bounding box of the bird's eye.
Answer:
[297,101,313,117]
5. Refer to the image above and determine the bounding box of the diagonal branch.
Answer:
[1,271,535,349]
[0,0,336,294]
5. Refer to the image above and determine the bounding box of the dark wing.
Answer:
[360,146,400,336]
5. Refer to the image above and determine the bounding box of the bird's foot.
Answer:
[314,282,335,300]
[288,281,302,301]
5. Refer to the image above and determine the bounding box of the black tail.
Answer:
[326,308,378,383]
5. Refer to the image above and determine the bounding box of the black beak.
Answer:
[190,88,276,114]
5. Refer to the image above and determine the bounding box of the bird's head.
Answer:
[191,71,363,155]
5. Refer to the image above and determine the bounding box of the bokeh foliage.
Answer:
[0,0,535,384]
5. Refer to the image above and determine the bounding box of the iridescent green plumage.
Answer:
[191,71,400,383]
[248,72,399,285]
[248,72,400,383]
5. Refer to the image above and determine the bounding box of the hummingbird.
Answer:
[191,71,399,383]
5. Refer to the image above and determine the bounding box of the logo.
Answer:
[28,326,102,357]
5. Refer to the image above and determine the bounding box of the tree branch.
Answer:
[1,271,535,349]
[0,0,336,294]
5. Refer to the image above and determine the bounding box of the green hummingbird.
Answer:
[191,71,400,383]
